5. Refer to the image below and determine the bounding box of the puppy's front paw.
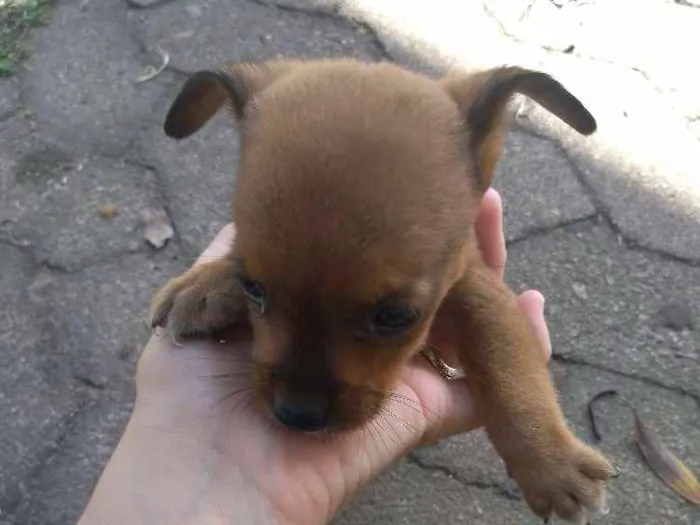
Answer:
[150,260,245,340]
[510,433,614,523]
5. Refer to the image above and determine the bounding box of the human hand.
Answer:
[78,188,551,525]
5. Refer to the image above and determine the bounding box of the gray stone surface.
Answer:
[1,0,699,524]
[493,130,596,242]
[558,127,700,262]
[0,117,170,272]
[0,240,185,522]
[335,460,530,525]
[506,220,700,396]
[0,77,21,119]
[9,396,134,525]
[28,250,187,385]
[24,0,172,156]
[553,362,700,525]
[131,0,381,73]
[131,95,241,256]
[0,244,83,520]
[412,361,700,524]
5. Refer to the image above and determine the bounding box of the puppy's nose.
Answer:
[272,397,330,431]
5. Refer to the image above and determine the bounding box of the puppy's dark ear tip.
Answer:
[163,117,191,140]
[577,112,597,136]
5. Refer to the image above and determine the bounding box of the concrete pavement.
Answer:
[0,0,698,524]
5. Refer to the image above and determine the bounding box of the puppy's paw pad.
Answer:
[150,263,243,340]
[513,439,613,522]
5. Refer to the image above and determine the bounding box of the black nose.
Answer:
[272,398,330,432]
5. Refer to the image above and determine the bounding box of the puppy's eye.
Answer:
[238,275,266,311]
[372,305,420,336]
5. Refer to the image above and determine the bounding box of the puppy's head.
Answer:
[165,59,595,432]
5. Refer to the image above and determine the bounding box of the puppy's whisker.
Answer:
[383,392,430,410]
[188,353,253,363]
[372,416,399,448]
[213,386,254,408]
[366,389,419,407]
[366,420,384,453]
[198,371,252,380]
[378,391,437,420]
[230,393,254,417]
[376,413,405,447]
[384,397,429,418]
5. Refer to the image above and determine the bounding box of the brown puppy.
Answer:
[151,59,613,522]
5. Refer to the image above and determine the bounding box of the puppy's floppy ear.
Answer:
[443,66,596,191]
[164,61,297,139]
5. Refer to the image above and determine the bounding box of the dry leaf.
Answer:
[634,410,700,505]
[98,204,119,220]
[587,388,618,442]
[143,211,174,249]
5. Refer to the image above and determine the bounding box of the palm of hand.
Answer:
[133,329,461,525]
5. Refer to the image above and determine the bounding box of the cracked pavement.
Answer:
[0,0,698,523]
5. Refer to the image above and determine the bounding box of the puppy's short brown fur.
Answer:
[151,59,613,522]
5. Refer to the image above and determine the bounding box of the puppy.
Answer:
[151,59,613,522]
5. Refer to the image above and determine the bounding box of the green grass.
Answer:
[0,0,50,76]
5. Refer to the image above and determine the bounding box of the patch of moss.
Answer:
[0,0,51,77]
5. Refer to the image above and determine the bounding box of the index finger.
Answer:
[475,188,507,279]
[194,223,237,266]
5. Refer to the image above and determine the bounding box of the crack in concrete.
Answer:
[164,64,192,78]
[0,236,37,262]
[123,0,180,10]
[0,232,174,277]
[512,124,700,268]
[0,104,25,124]
[481,1,668,99]
[121,156,184,251]
[248,0,393,61]
[249,0,340,20]
[552,354,700,405]
[40,246,175,276]
[0,401,90,521]
[505,213,599,247]
[406,453,521,501]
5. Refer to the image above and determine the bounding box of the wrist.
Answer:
[77,416,280,525]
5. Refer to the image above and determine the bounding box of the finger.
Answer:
[475,188,506,279]
[418,378,482,445]
[516,290,552,361]
[194,223,237,266]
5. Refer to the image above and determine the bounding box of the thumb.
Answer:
[516,290,551,361]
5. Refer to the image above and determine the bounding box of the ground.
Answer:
[0,0,698,524]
